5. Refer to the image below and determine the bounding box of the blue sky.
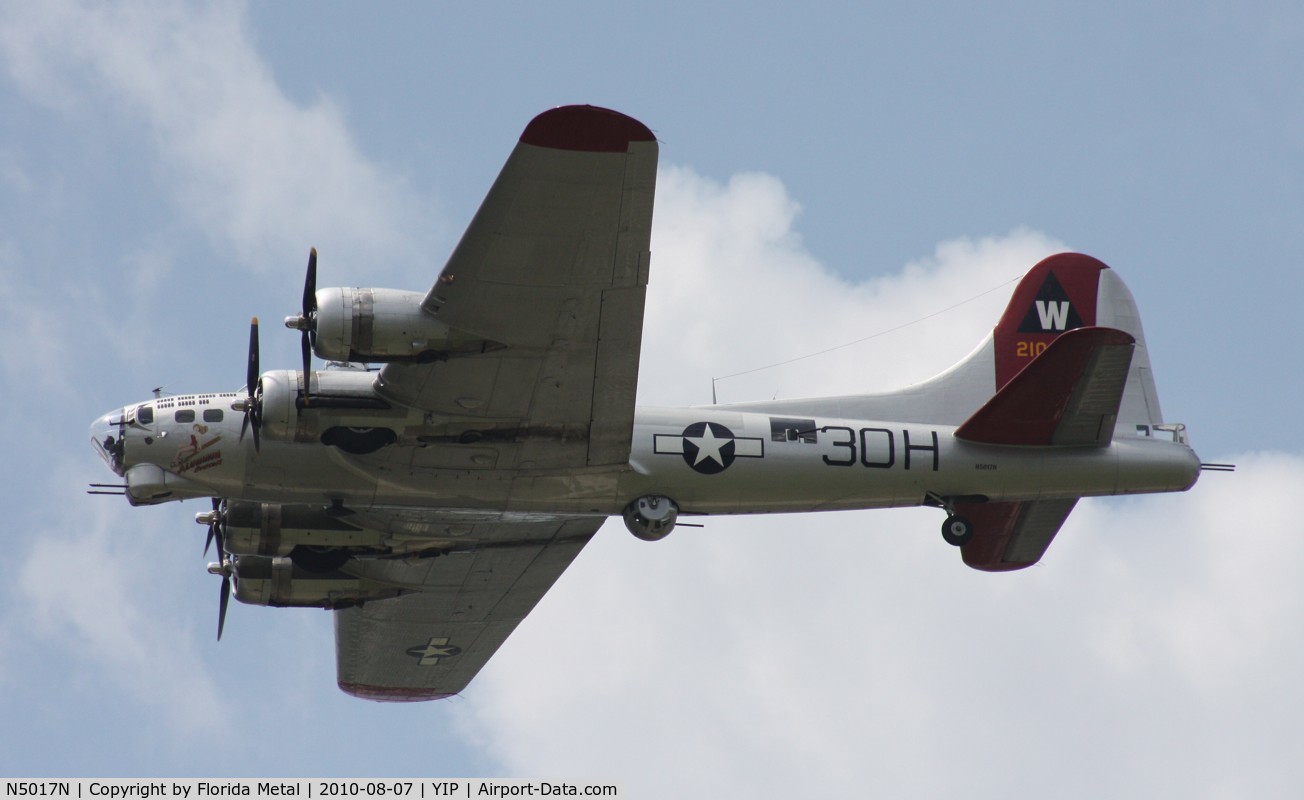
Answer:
[2,2,1302,796]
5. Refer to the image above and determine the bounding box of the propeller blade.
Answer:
[303,247,318,318]
[245,317,260,394]
[218,573,231,641]
[239,318,262,453]
[300,329,312,406]
[301,248,317,406]
[203,498,221,557]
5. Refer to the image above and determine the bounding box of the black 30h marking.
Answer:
[822,427,939,471]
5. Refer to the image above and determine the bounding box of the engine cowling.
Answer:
[623,495,679,541]
[231,554,404,609]
[222,500,388,557]
[255,369,306,442]
[313,287,461,363]
[256,368,400,451]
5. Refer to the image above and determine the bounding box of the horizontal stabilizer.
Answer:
[959,498,1079,571]
[955,326,1135,447]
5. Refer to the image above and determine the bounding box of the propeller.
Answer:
[284,248,318,406]
[236,317,262,452]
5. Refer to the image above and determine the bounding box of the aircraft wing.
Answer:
[333,514,604,701]
[957,498,1078,572]
[374,105,659,470]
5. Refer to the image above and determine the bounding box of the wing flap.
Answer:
[588,284,647,465]
[955,326,1135,447]
[958,498,1078,572]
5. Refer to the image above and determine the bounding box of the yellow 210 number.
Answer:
[1015,340,1049,358]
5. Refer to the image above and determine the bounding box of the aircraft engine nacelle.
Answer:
[256,369,305,443]
[623,495,679,541]
[313,287,456,364]
[222,501,387,557]
[231,554,404,609]
[256,369,400,452]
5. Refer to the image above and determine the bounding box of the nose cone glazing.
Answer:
[90,410,126,476]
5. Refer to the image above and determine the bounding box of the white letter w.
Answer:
[1035,300,1070,330]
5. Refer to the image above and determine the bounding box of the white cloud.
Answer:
[0,0,429,758]
[639,165,1064,406]
[1070,452,1304,695]
[0,0,429,278]
[460,167,1304,798]
[10,461,230,737]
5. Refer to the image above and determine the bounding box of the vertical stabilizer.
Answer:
[991,253,1163,429]
[992,253,1107,390]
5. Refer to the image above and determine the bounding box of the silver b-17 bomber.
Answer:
[89,106,1215,701]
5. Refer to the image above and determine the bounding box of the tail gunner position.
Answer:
[89,105,1214,702]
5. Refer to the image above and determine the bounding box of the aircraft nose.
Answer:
[90,409,126,477]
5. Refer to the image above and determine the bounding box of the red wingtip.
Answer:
[520,105,655,152]
[338,681,456,703]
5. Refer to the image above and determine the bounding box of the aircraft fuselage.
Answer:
[92,394,1200,519]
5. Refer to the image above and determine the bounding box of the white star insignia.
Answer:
[686,425,730,466]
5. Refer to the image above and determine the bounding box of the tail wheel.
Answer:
[941,515,974,547]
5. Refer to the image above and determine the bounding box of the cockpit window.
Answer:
[175,409,196,423]
[203,408,223,423]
